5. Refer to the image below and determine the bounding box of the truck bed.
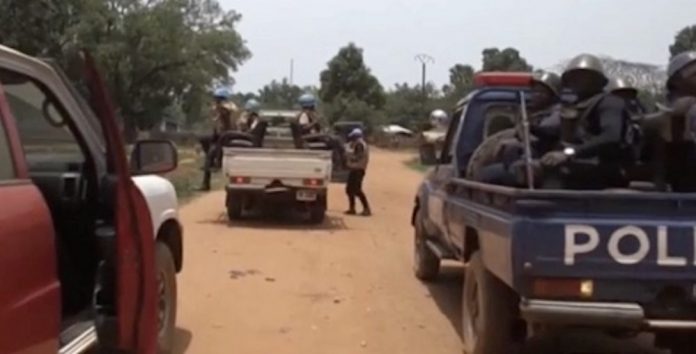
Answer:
[447,179,696,300]
[222,147,332,187]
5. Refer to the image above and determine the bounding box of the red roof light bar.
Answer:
[474,72,533,88]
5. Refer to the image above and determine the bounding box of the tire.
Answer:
[156,243,178,354]
[462,252,519,354]
[657,332,696,354]
[309,196,327,224]
[413,209,440,281]
[226,192,243,220]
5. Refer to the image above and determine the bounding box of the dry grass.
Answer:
[165,146,224,203]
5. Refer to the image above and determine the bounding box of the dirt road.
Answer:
[173,149,664,354]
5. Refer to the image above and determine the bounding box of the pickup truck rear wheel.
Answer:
[462,252,519,354]
[309,196,327,224]
[226,192,243,220]
[413,210,440,281]
[657,332,696,354]
[156,243,177,353]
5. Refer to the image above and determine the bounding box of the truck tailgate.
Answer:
[223,147,332,182]
[503,191,696,282]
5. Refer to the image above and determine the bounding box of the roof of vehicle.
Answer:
[455,72,534,110]
[259,109,298,119]
[333,121,365,127]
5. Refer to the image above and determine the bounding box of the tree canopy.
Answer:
[481,47,533,72]
[0,0,251,139]
[670,25,696,58]
[319,43,386,128]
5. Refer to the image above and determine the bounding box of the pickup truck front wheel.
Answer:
[413,210,440,281]
[462,252,519,354]
[156,243,177,353]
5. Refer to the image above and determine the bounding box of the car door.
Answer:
[82,52,158,353]
[0,81,60,354]
[426,110,462,234]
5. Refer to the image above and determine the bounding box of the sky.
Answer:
[220,0,696,93]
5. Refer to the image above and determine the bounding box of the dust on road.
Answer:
[173,149,664,354]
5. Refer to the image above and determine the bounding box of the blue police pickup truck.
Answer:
[412,72,696,354]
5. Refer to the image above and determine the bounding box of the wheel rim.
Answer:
[462,269,480,353]
[157,270,170,337]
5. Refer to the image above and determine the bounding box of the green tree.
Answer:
[481,47,533,72]
[0,0,251,140]
[383,83,443,130]
[670,25,696,58]
[319,43,386,116]
[442,63,476,108]
[257,79,303,109]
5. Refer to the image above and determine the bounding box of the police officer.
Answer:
[606,77,645,118]
[648,51,696,192]
[296,93,321,134]
[239,98,261,132]
[199,87,240,191]
[429,109,449,128]
[344,128,371,216]
[667,51,696,97]
[473,71,562,186]
[540,53,636,189]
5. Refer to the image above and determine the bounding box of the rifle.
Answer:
[518,91,535,190]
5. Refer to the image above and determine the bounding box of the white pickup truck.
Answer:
[223,147,332,223]
[132,175,182,353]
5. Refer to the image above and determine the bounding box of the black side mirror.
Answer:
[131,139,178,175]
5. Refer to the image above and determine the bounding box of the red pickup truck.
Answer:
[0,47,177,353]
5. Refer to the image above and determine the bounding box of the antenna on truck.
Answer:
[518,91,535,190]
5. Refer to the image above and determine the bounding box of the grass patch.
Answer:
[404,157,429,173]
[164,147,224,203]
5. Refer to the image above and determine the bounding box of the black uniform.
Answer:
[552,94,637,189]
[477,105,561,187]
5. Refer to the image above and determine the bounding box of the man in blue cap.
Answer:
[344,128,371,216]
[199,87,240,191]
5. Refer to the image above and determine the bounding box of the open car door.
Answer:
[82,52,157,353]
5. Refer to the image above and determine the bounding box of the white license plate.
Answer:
[296,190,317,201]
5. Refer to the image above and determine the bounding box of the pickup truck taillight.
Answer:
[532,278,594,299]
[230,176,250,184]
[303,178,323,187]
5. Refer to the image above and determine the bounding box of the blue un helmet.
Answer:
[348,127,363,139]
[245,99,261,113]
[213,87,232,101]
[298,93,317,109]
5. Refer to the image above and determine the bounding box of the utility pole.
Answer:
[290,59,294,86]
[415,53,434,112]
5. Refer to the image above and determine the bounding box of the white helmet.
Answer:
[429,109,448,127]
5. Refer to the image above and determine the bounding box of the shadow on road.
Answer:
[172,327,193,354]
[423,262,463,339]
[424,264,664,354]
[198,212,349,231]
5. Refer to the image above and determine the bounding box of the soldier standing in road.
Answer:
[199,87,240,191]
[344,128,372,216]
